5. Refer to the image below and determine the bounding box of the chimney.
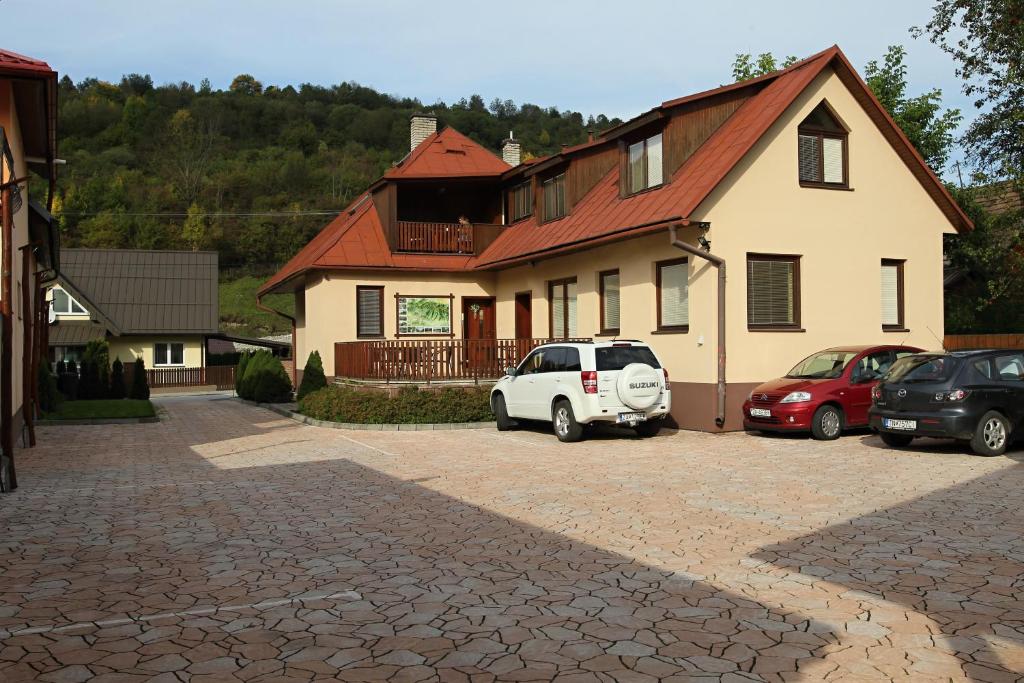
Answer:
[410,113,437,151]
[501,131,521,167]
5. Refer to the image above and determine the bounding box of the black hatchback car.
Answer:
[869,349,1024,456]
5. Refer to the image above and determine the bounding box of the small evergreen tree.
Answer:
[110,358,126,399]
[129,356,150,400]
[81,339,111,400]
[78,357,97,400]
[37,362,61,414]
[296,351,326,400]
[235,352,250,395]
[252,356,293,403]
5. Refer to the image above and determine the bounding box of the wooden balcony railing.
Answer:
[335,338,583,382]
[394,221,505,255]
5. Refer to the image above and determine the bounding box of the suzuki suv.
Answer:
[490,340,671,442]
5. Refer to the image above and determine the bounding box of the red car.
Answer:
[743,345,923,440]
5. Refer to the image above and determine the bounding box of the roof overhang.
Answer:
[53,273,122,336]
[28,200,59,272]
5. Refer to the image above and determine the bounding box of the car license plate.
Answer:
[750,408,771,418]
[617,411,646,424]
[884,418,917,431]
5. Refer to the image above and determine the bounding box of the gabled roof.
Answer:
[59,249,219,335]
[0,49,55,77]
[261,45,972,294]
[384,127,510,179]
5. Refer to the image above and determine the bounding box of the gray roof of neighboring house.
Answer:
[48,320,107,346]
[59,249,219,335]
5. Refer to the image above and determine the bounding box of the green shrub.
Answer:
[296,351,327,401]
[239,350,292,402]
[129,357,150,400]
[299,385,492,424]
[235,352,250,395]
[37,362,61,414]
[81,340,110,400]
[109,358,126,399]
[57,360,79,400]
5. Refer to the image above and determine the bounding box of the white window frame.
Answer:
[154,342,186,367]
[50,286,88,317]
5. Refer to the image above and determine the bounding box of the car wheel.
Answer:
[552,399,584,443]
[970,410,1009,457]
[493,394,516,432]
[634,419,663,438]
[880,432,913,448]
[810,405,843,440]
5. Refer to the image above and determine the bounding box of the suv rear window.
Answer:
[595,346,661,371]
[885,354,960,383]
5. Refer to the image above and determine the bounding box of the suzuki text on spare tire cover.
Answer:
[489,340,672,442]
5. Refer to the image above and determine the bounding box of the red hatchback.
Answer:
[743,345,923,440]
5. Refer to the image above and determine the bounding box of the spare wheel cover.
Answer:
[616,363,662,410]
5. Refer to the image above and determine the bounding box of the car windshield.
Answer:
[595,346,661,371]
[885,354,960,383]
[785,351,859,379]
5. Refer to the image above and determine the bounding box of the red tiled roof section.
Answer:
[384,127,510,179]
[0,49,55,76]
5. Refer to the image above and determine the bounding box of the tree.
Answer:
[181,202,207,251]
[864,45,961,172]
[80,339,110,400]
[732,53,798,82]
[296,350,327,400]
[229,74,263,96]
[110,357,126,399]
[129,357,150,400]
[913,1,1024,180]
[162,109,219,206]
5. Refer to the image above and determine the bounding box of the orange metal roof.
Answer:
[0,49,55,77]
[260,45,972,295]
[384,127,510,179]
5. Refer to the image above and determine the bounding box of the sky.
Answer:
[2,0,972,177]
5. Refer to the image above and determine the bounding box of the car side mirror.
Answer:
[505,366,517,377]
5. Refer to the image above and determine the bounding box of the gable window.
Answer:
[549,277,577,338]
[881,259,905,330]
[798,103,847,187]
[52,287,87,315]
[656,258,689,332]
[747,254,801,330]
[356,285,384,338]
[599,270,620,335]
[510,181,532,222]
[627,133,663,194]
[154,342,184,367]
[542,173,565,222]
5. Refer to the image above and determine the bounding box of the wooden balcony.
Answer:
[394,220,504,255]
[335,338,581,382]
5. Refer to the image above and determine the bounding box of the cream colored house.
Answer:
[260,46,971,432]
[49,249,218,370]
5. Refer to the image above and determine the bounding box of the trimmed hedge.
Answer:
[298,385,492,424]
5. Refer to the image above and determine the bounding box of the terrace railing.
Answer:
[394,221,505,255]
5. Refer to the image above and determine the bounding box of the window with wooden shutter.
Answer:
[747,255,801,329]
[881,259,905,330]
[542,173,565,222]
[626,132,664,194]
[549,277,577,338]
[656,259,689,331]
[797,102,848,188]
[356,286,384,338]
[599,270,620,334]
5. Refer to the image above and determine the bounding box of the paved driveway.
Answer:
[1,395,1022,682]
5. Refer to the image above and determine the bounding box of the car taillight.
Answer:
[663,368,669,384]
[581,370,598,394]
[871,385,882,401]
[935,389,970,402]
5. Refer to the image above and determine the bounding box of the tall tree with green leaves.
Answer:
[181,202,207,251]
[732,53,798,82]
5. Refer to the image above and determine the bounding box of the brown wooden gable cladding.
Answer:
[663,87,755,177]
[566,144,618,211]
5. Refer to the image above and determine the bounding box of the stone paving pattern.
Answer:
[1,394,1022,682]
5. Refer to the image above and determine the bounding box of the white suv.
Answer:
[490,340,672,442]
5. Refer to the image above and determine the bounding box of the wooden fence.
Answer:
[944,334,1024,351]
[335,338,581,382]
[125,365,236,390]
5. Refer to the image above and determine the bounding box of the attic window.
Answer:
[52,287,87,315]
[798,103,847,188]
[627,133,663,194]
[542,173,565,222]
[511,181,532,222]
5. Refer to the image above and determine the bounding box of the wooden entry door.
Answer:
[514,292,532,338]
[462,297,496,373]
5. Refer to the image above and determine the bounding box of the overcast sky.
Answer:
[2,0,971,176]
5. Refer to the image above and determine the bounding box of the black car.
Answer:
[869,349,1024,456]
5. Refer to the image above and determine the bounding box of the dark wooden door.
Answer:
[515,292,532,339]
[463,298,496,373]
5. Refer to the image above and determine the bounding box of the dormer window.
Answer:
[542,173,565,222]
[798,103,848,188]
[510,181,532,222]
[627,132,663,194]
[52,287,87,315]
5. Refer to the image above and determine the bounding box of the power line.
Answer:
[60,210,344,218]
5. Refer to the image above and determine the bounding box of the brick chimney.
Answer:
[501,131,521,167]
[410,113,437,151]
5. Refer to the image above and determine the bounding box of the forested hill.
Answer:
[53,73,620,275]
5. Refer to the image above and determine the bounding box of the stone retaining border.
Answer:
[37,416,160,426]
[236,398,496,431]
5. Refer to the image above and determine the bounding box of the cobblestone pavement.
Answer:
[1,394,1022,682]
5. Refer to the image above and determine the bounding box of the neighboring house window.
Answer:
[356,286,385,338]
[881,259,905,330]
[627,132,664,194]
[542,173,565,222]
[510,181,532,222]
[656,258,689,331]
[154,342,184,367]
[549,277,577,338]
[747,254,801,329]
[599,270,620,334]
[52,287,87,315]
[798,103,847,187]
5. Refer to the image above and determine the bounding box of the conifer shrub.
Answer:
[110,358,126,399]
[129,357,150,400]
[296,350,327,401]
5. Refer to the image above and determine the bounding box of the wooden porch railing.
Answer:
[335,338,580,382]
[124,365,236,390]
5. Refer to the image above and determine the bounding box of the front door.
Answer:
[462,297,496,374]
